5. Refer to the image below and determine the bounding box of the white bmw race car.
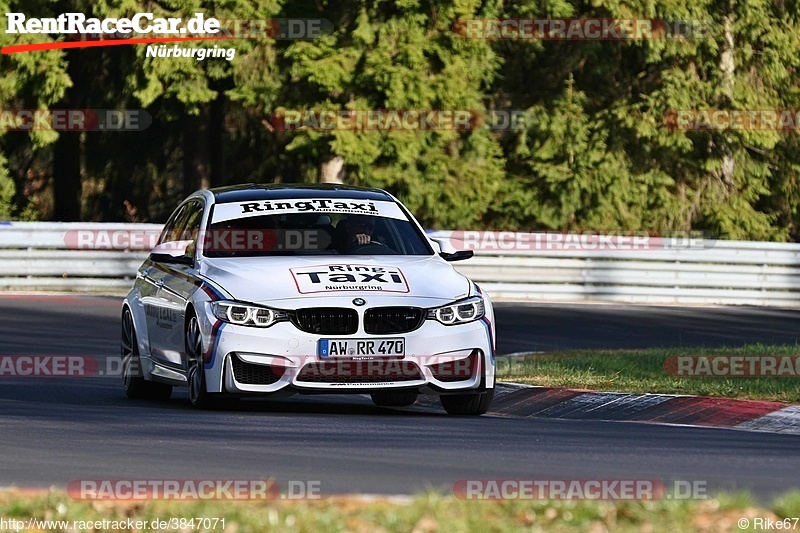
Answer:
[122,184,496,415]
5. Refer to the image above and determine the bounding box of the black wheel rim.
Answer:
[121,311,136,388]
[187,318,204,404]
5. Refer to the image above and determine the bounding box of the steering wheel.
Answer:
[345,241,396,255]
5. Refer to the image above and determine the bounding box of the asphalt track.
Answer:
[0,295,799,500]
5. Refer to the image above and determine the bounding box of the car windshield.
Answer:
[204,201,433,257]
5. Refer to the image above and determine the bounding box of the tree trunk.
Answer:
[52,134,82,221]
[183,107,211,197]
[719,6,735,188]
[52,50,84,221]
[319,156,345,183]
[209,94,226,188]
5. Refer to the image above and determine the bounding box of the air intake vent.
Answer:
[364,307,425,334]
[230,354,284,385]
[291,308,358,335]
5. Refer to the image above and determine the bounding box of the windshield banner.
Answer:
[212,198,407,223]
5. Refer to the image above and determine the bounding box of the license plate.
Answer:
[319,338,405,357]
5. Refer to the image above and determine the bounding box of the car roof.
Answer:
[210,183,394,204]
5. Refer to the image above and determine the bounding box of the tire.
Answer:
[122,308,172,401]
[186,314,238,410]
[370,390,418,407]
[440,388,494,416]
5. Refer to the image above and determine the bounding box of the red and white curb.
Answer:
[418,383,800,435]
[734,405,800,434]
[487,384,800,435]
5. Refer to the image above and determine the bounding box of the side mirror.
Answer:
[439,250,474,262]
[149,240,194,266]
[429,236,474,262]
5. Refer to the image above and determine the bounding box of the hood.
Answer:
[199,255,471,306]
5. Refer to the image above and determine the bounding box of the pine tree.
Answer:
[0,0,72,219]
[277,0,506,228]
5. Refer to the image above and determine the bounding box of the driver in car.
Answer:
[339,214,376,250]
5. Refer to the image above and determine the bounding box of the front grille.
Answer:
[364,307,425,334]
[296,361,424,383]
[292,308,358,335]
[428,351,480,382]
[231,354,284,385]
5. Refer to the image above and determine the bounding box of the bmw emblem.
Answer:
[353,298,366,306]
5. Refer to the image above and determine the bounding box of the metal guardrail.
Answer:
[3,222,800,306]
[428,230,800,306]
[0,222,156,292]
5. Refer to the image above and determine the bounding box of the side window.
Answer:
[158,200,204,252]
[158,203,188,245]
[180,201,204,249]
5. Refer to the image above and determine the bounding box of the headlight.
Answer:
[211,301,288,328]
[427,297,485,326]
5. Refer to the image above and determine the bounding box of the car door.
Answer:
[157,199,206,365]
[142,201,200,365]
[139,204,186,358]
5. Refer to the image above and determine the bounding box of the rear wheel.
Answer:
[122,309,172,401]
[370,390,418,407]
[440,388,494,416]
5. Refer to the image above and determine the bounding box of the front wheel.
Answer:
[122,309,172,401]
[186,315,238,410]
[440,388,494,416]
[186,316,215,409]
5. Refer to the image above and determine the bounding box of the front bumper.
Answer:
[200,308,495,395]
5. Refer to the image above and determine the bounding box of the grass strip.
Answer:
[496,344,800,403]
[0,489,799,532]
